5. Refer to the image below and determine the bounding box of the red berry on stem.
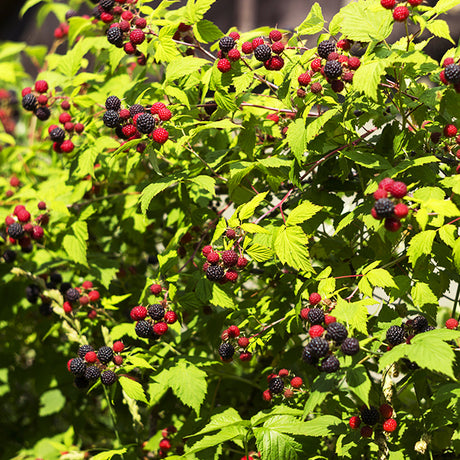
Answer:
[217,58,231,73]
[152,127,169,144]
[383,418,398,432]
[290,376,303,388]
[379,403,393,419]
[446,318,459,329]
[349,416,361,429]
[113,341,125,353]
[393,6,410,22]
[309,292,321,305]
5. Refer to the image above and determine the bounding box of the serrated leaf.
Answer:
[286,201,322,226]
[366,268,397,289]
[411,282,438,306]
[274,226,312,272]
[140,176,182,213]
[187,426,245,454]
[434,0,460,14]
[63,234,87,266]
[191,407,243,436]
[333,298,369,335]
[426,19,453,43]
[346,366,371,406]
[343,151,391,170]
[246,243,274,262]
[424,199,460,217]
[407,230,436,266]
[91,449,127,460]
[239,191,268,221]
[166,56,211,81]
[439,224,456,247]
[119,376,148,403]
[240,223,269,234]
[353,60,387,100]
[254,427,301,460]
[189,175,216,195]
[305,109,338,143]
[215,90,238,112]
[295,2,324,35]
[286,118,306,163]
[212,217,227,243]
[168,360,208,415]
[210,283,236,309]
[194,19,223,43]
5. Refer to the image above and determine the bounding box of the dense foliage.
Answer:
[1,0,460,458]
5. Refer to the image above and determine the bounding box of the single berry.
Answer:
[69,357,86,376]
[152,127,169,144]
[150,284,162,295]
[326,322,348,343]
[22,93,37,111]
[374,198,395,218]
[278,368,289,377]
[135,320,155,338]
[202,245,213,256]
[50,127,65,142]
[103,110,119,128]
[309,325,325,338]
[290,376,303,388]
[320,355,340,373]
[136,113,155,134]
[341,338,360,355]
[325,315,336,325]
[317,40,336,59]
[310,82,323,94]
[101,370,117,386]
[379,403,393,419]
[271,41,285,54]
[66,288,80,302]
[349,416,361,429]
[153,322,168,335]
[311,58,322,72]
[130,29,145,45]
[380,0,396,9]
[218,342,235,360]
[386,325,406,346]
[8,222,24,239]
[107,27,123,46]
[113,341,124,353]
[383,418,397,432]
[347,56,361,70]
[3,250,16,263]
[157,107,172,121]
[379,177,394,191]
[444,124,458,138]
[238,336,250,347]
[309,292,322,305]
[360,426,373,438]
[84,351,97,363]
[408,0,423,4]
[164,310,178,324]
[206,265,225,281]
[298,72,311,86]
[252,37,264,48]
[393,6,410,22]
[35,106,50,121]
[105,95,121,111]
[130,305,148,321]
[254,44,271,62]
[262,389,272,401]
[217,58,232,73]
[300,307,310,320]
[148,304,165,320]
[394,203,409,219]
[222,250,238,267]
[307,308,325,325]
[308,337,329,358]
[77,344,94,359]
[242,42,253,54]
[360,406,380,426]
[444,64,460,84]
[385,216,402,232]
[219,36,236,52]
[446,318,459,329]
[207,252,220,264]
[227,325,240,338]
[412,315,429,332]
[236,256,248,269]
[97,346,114,364]
[268,377,284,394]
[324,60,342,80]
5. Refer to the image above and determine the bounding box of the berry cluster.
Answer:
[102,96,171,148]
[62,280,102,320]
[300,294,360,373]
[0,88,18,134]
[349,403,397,438]
[2,202,49,262]
[130,301,178,340]
[21,80,53,122]
[440,58,460,93]
[67,341,125,389]
[216,30,285,74]
[218,325,252,362]
[385,314,436,349]
[262,368,304,402]
[202,241,248,283]
[371,177,409,231]
[380,0,423,22]
[156,425,177,458]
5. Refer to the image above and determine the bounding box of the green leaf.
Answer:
[185,0,217,23]
[286,118,306,163]
[187,426,245,454]
[212,217,227,243]
[254,427,301,460]
[439,224,456,247]
[91,449,127,460]
[239,191,268,221]
[353,60,387,100]
[305,109,338,144]
[246,243,274,262]
[407,230,436,266]
[434,0,460,14]
[411,282,438,306]
[286,201,322,226]
[426,19,454,43]
[211,283,236,309]
[453,238,460,272]
[168,360,208,415]
[295,2,324,35]
[194,19,223,43]
[240,223,269,234]
[140,176,182,213]
[333,298,369,335]
[119,376,148,403]
[39,389,66,416]
[424,199,460,217]
[189,175,216,195]
[346,366,371,406]
[166,56,211,81]
[192,407,243,436]
[20,0,43,17]
[343,151,391,170]
[274,226,312,272]
[366,268,397,289]
[63,234,87,266]
[215,90,238,112]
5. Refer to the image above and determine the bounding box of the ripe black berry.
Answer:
[69,357,86,376]
[99,0,115,11]
[148,304,165,320]
[268,377,284,394]
[412,315,428,332]
[50,272,62,285]
[3,249,16,263]
[374,198,395,218]
[307,308,325,325]
[66,287,80,302]
[254,44,272,62]
[308,337,329,358]
[97,346,114,364]
[324,60,342,80]
[218,342,235,360]
[219,36,236,52]
[84,365,101,380]
[129,104,145,117]
[320,355,340,373]
[386,325,406,346]
[317,40,336,59]
[341,337,360,355]
[22,93,37,111]
[302,346,319,365]
[135,319,154,338]
[26,284,41,303]
[326,322,348,343]
[361,406,380,426]
[136,113,155,134]
[206,265,225,281]
[78,344,94,358]
[101,370,117,386]
[103,110,120,128]
[105,95,121,111]
[8,222,24,239]
[444,64,460,84]
[34,106,51,121]
[50,127,65,142]
[107,27,123,47]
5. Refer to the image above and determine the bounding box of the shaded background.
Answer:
[1,0,460,62]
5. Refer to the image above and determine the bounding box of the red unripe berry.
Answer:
[35,80,48,93]
[394,203,409,219]
[444,124,458,138]
[229,31,240,40]
[408,0,423,5]
[85,351,97,363]
[236,256,248,268]
[278,368,289,377]
[271,41,285,54]
[227,325,240,338]
[100,12,114,23]
[82,280,93,289]
[135,17,147,28]
[32,226,44,240]
[380,0,396,9]
[74,123,84,133]
[309,325,325,338]
[393,6,410,22]
[239,351,252,361]
[121,11,133,20]
[298,72,311,86]
[290,376,303,388]
[269,29,282,42]
[222,249,238,267]
[150,102,166,114]
[157,107,172,121]
[202,245,213,256]
[207,252,220,264]
[349,416,361,429]
[87,309,97,319]
[379,403,393,419]
[60,140,74,153]
[336,39,351,50]
[22,87,32,97]
[252,37,264,48]
[221,329,229,341]
[242,41,253,54]
[267,113,279,123]
[238,336,250,347]
[113,341,125,353]
[311,58,322,72]
[217,58,232,73]
[373,188,387,200]
[59,112,71,124]
[309,292,321,305]
[130,29,145,45]
[225,269,238,282]
[300,307,310,320]
[150,284,162,295]
[37,94,48,105]
[378,177,394,191]
[348,56,361,70]
[113,355,123,365]
[383,418,398,432]
[446,318,459,329]
[152,127,169,144]
[88,290,100,301]
[79,295,89,305]
[130,305,147,320]
[5,216,14,226]
[228,48,241,61]
[164,310,178,324]
[360,426,373,438]
[371,207,382,220]
[384,217,402,232]
[17,209,31,222]
[61,100,71,110]
[440,70,448,85]
[389,181,407,198]
[124,42,136,54]
[226,228,236,239]
[159,439,171,451]
[63,301,73,313]
[310,82,322,93]
[443,57,455,67]
[262,389,272,401]
[154,322,168,335]
[64,122,74,132]
[284,388,294,398]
